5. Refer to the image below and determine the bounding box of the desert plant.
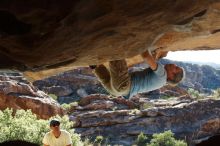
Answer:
[0,108,83,146]
[161,95,174,100]
[129,109,141,115]
[136,132,148,146]
[61,102,79,114]
[61,103,72,111]
[148,130,187,146]
[94,135,104,144]
[48,93,58,100]
[187,88,203,99]
[134,131,187,146]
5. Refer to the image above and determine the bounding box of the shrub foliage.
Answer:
[0,109,187,146]
[136,130,187,146]
[0,108,82,146]
[136,132,148,146]
[148,130,187,146]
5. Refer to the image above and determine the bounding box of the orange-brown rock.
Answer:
[0,93,63,119]
[1,0,220,79]
[0,72,63,119]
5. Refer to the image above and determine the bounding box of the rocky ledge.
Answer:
[70,94,220,146]
[0,72,63,119]
[1,1,220,78]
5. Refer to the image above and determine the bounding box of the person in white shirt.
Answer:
[43,119,72,146]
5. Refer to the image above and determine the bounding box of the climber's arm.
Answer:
[152,48,168,60]
[141,50,158,70]
[141,48,168,70]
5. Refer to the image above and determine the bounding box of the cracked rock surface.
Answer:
[71,95,220,146]
[0,72,63,119]
[1,0,220,76]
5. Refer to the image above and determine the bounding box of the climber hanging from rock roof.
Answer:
[90,49,185,99]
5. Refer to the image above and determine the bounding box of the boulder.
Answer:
[70,95,220,145]
[42,86,73,97]
[33,67,107,104]
[0,72,63,119]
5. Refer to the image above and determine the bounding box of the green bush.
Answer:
[94,135,104,144]
[61,103,72,111]
[0,108,83,146]
[161,95,174,100]
[148,130,187,146]
[135,131,187,146]
[61,102,78,114]
[129,109,141,115]
[48,94,58,101]
[187,88,203,99]
[136,132,148,146]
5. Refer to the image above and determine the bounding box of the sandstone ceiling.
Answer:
[1,0,220,78]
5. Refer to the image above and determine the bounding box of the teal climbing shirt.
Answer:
[125,63,167,99]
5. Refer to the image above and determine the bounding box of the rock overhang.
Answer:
[1,0,220,78]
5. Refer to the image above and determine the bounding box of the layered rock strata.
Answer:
[71,95,220,146]
[0,72,63,119]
